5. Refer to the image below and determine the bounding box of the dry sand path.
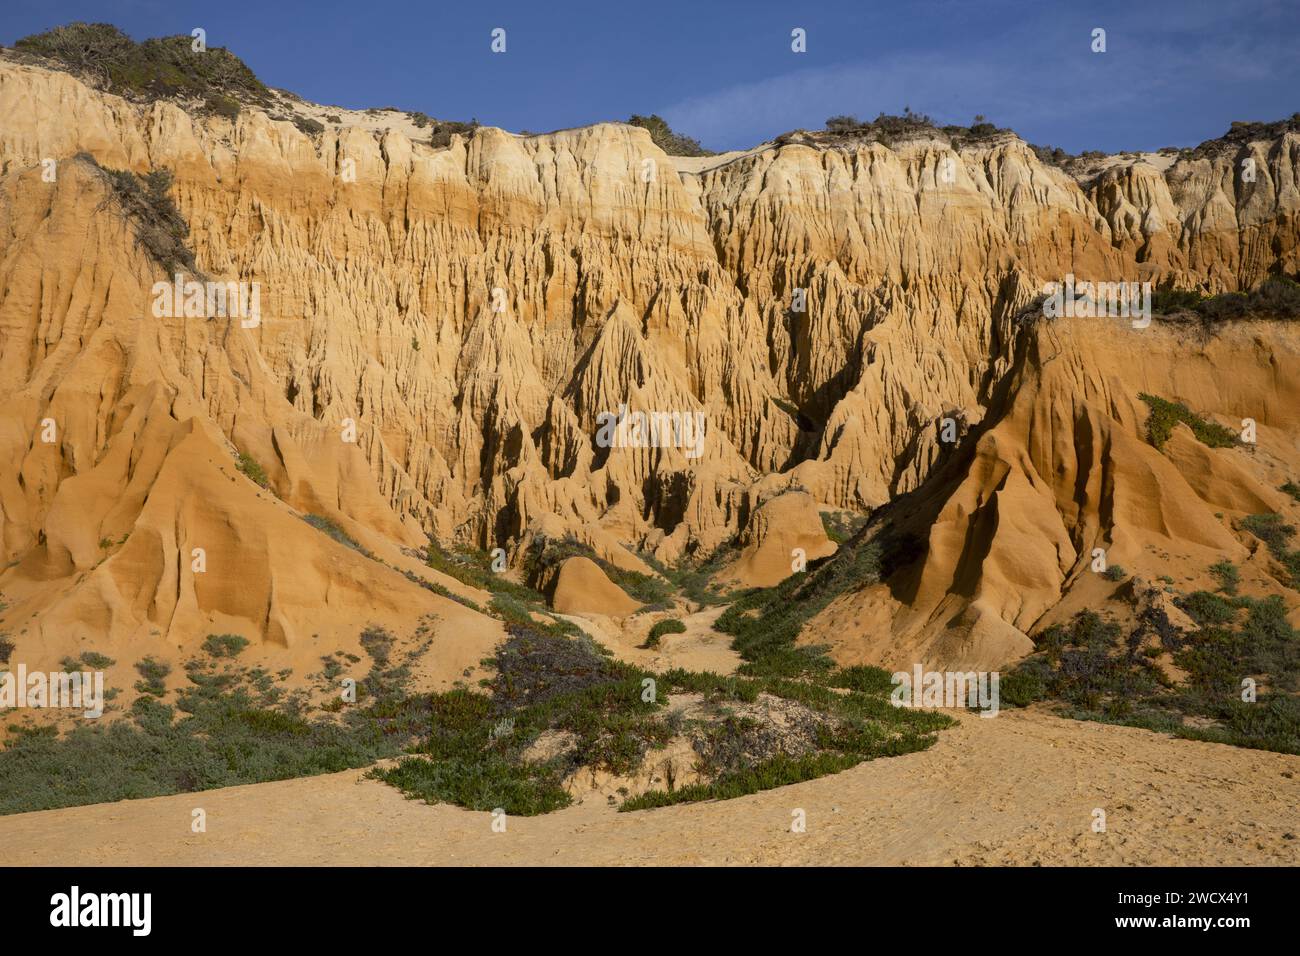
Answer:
[3,708,1296,866]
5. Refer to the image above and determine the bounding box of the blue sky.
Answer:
[4,0,1298,153]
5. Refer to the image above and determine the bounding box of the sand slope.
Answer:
[2,708,1294,866]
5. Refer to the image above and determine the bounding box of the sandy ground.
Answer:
[3,707,1296,866]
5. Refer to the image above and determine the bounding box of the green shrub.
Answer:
[817,109,937,146]
[201,634,249,658]
[133,657,171,697]
[1003,594,1300,754]
[820,510,866,545]
[641,618,686,649]
[826,665,895,695]
[1150,276,1300,321]
[998,669,1047,707]
[87,162,196,274]
[235,452,269,487]
[425,541,544,603]
[1209,559,1240,594]
[429,119,479,148]
[626,114,712,156]
[637,544,735,606]
[15,23,270,104]
[1241,513,1300,582]
[1138,393,1238,449]
[526,535,674,609]
[378,623,952,816]
[0,625,438,815]
[622,667,951,811]
[1176,590,1239,627]
[1281,481,1300,502]
[358,627,394,664]
[714,536,888,677]
[487,593,580,638]
[203,94,240,118]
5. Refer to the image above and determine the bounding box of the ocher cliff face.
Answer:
[0,55,1297,667]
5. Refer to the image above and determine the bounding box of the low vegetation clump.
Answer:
[641,618,686,648]
[1281,481,1300,502]
[411,543,584,636]
[81,158,196,274]
[1188,114,1300,158]
[375,625,951,816]
[374,628,658,814]
[486,593,582,638]
[1241,513,1300,584]
[61,651,115,670]
[526,535,675,609]
[620,668,951,811]
[133,657,170,697]
[626,114,712,156]
[201,633,249,658]
[13,22,270,106]
[1209,559,1240,595]
[0,628,429,814]
[425,541,544,604]
[1029,143,1089,168]
[999,576,1300,754]
[1151,276,1300,322]
[819,108,937,145]
[820,509,867,545]
[429,119,479,148]
[234,451,269,487]
[301,514,371,556]
[712,528,920,678]
[1138,393,1238,450]
[638,544,736,606]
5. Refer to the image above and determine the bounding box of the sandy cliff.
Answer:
[1,53,1298,673]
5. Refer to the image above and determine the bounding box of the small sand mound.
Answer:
[550,556,641,617]
[726,491,839,588]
